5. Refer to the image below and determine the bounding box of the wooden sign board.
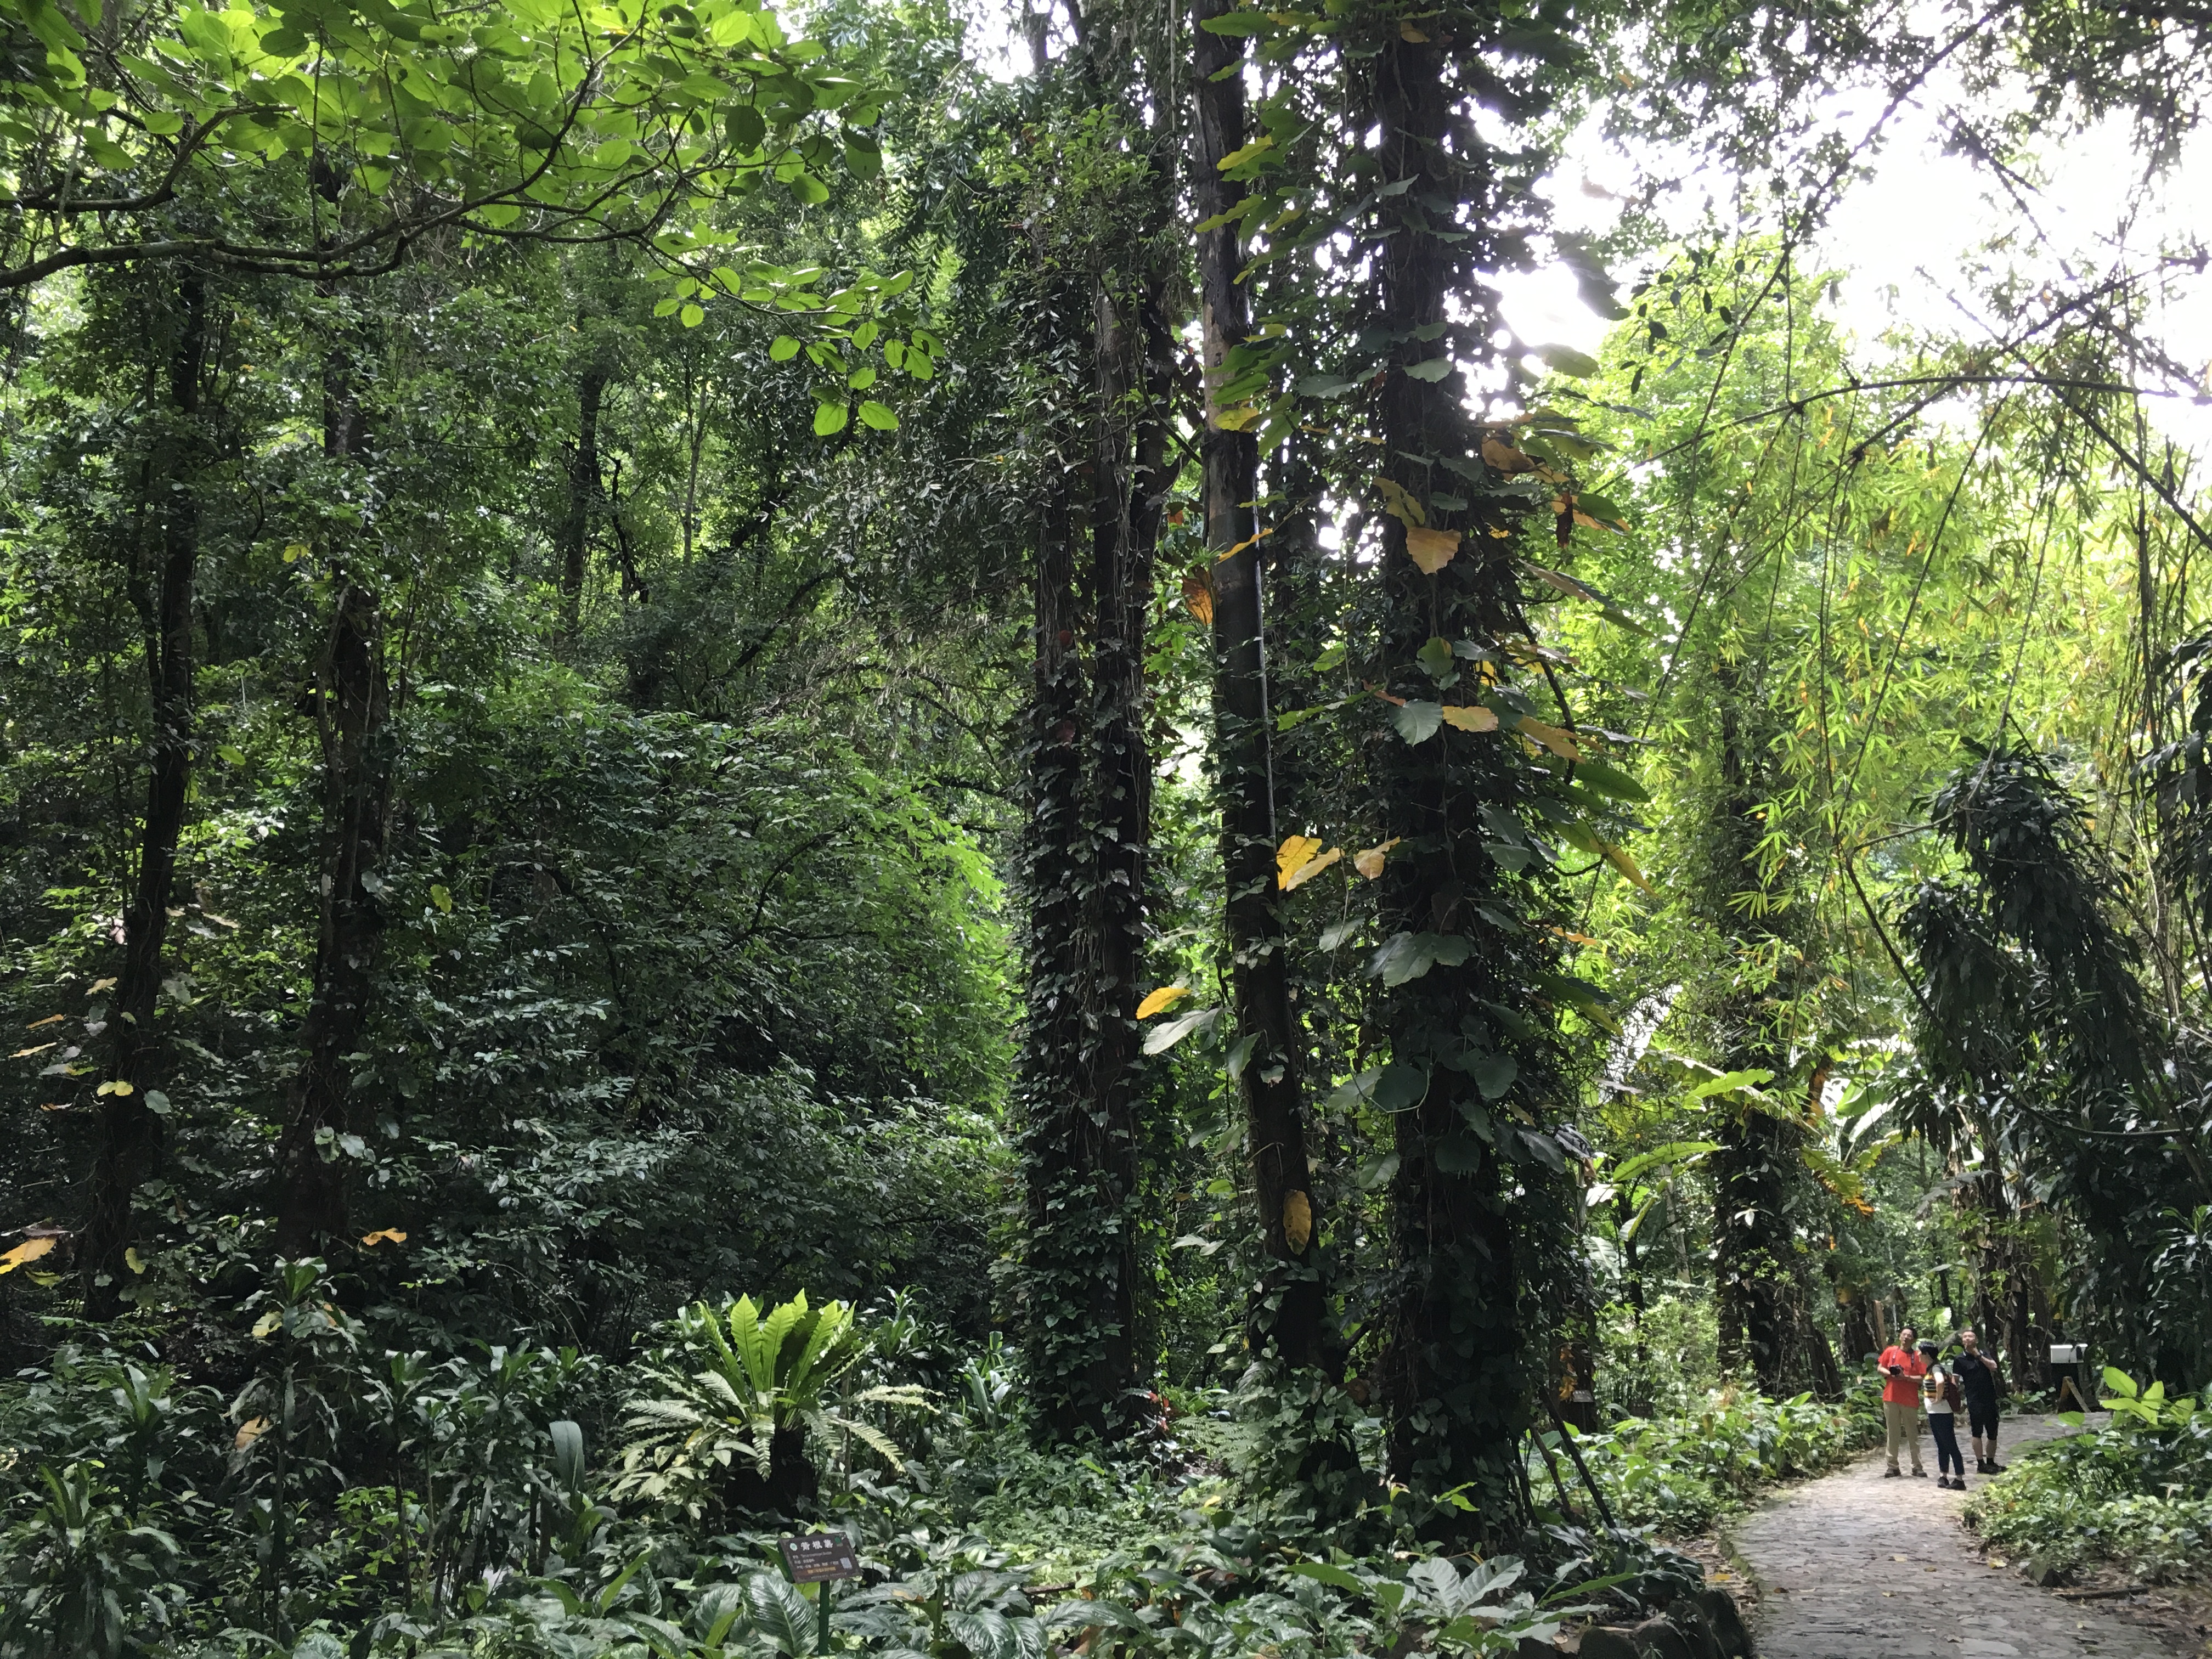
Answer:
[780,1532,862,1584]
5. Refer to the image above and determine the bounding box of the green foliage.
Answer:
[1967,1372,2212,1581]
[614,1292,929,1516]
[1561,1384,1883,1533]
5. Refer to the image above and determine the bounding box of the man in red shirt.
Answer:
[1878,1325,1928,1477]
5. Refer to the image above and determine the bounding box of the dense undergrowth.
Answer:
[1562,1385,1884,1533]
[0,1275,1845,1659]
[1966,1371,2212,1584]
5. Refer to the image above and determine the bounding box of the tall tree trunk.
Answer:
[1706,664,1822,1394]
[274,346,391,1255]
[1017,468,1119,1437]
[81,273,210,1313]
[561,362,608,636]
[1193,0,1325,1370]
[1362,19,1539,1517]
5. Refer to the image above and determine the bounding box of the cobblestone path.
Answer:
[1726,1414,2175,1658]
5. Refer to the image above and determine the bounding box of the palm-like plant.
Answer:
[615,1291,929,1517]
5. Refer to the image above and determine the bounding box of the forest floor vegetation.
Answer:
[0,1283,1864,1658]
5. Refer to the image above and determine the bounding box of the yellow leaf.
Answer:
[1601,842,1652,892]
[125,1246,146,1273]
[1283,1189,1313,1252]
[1398,19,1429,40]
[1217,526,1275,562]
[1440,704,1498,733]
[1517,718,1581,760]
[1277,834,1326,888]
[282,543,309,562]
[1280,846,1342,890]
[25,1013,63,1029]
[1375,477,1425,526]
[1526,562,1602,604]
[0,1235,58,1273]
[1353,838,1401,879]
[1216,404,1266,432]
[1481,435,1534,473]
[251,1310,282,1339]
[1404,526,1460,574]
[360,1228,409,1247]
[87,978,116,994]
[11,1042,54,1058]
[1135,986,1190,1020]
[1182,568,1215,627]
[235,1415,272,1450]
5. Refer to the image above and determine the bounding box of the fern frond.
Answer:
[850,1385,934,1410]
[830,1414,909,1472]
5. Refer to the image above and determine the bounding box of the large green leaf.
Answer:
[1368,932,1471,986]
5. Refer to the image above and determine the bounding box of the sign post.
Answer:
[780,1531,862,1654]
[2050,1343,2089,1412]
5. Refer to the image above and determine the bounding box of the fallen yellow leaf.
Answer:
[1135,986,1190,1020]
[1277,834,1326,888]
[1404,526,1460,574]
[11,1042,54,1058]
[1280,846,1342,890]
[1353,838,1401,879]
[1440,704,1498,733]
[235,1415,272,1450]
[25,1013,63,1029]
[360,1228,410,1248]
[0,1235,58,1273]
[251,1310,281,1339]
[87,978,116,994]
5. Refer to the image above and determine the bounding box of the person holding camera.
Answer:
[1955,1328,2005,1473]
[1877,1325,1928,1477]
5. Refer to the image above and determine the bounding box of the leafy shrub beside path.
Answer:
[1561,1382,1886,1533]
[1966,1369,2212,1582]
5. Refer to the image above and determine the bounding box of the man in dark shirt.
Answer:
[1955,1328,2005,1473]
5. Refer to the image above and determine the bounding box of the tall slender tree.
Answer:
[80,270,215,1311]
[1192,0,1327,1370]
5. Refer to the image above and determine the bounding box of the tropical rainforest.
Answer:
[1,0,2210,1654]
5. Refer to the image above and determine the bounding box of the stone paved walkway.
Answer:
[1726,1414,2176,1658]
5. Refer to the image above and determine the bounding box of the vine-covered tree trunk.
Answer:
[1194,0,1324,1370]
[82,273,211,1313]
[274,349,392,1254]
[1360,15,1547,1516]
[1017,466,1121,1436]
